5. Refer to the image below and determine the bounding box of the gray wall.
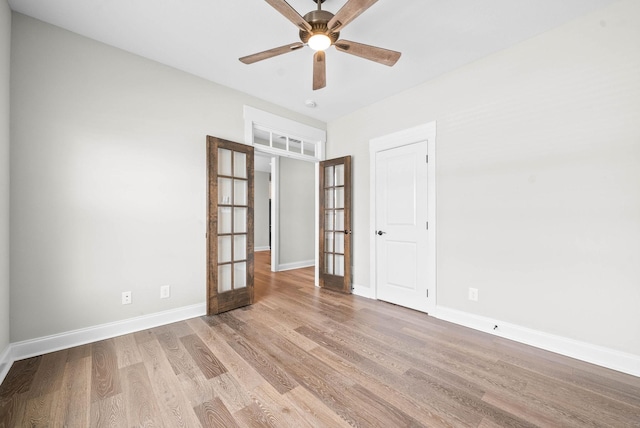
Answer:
[327,0,640,356]
[254,171,270,251]
[0,0,10,358]
[279,157,315,266]
[9,13,324,342]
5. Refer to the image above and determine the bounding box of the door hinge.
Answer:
[426,155,429,163]
[426,289,429,298]
[426,222,429,230]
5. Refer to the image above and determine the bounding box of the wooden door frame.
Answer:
[369,122,437,311]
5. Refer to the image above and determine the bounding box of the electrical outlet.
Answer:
[468,288,478,302]
[122,291,132,305]
[160,285,171,299]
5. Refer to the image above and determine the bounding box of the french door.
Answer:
[319,156,352,293]
[206,136,254,315]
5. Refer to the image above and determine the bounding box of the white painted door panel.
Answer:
[376,141,429,312]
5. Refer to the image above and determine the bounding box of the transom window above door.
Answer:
[253,126,318,159]
[243,106,326,161]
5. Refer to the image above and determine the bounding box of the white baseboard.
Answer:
[277,260,314,271]
[352,283,376,299]
[0,303,206,384]
[433,306,640,378]
[255,246,270,252]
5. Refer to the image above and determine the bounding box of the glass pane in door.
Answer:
[234,208,247,233]
[218,178,232,204]
[325,254,333,275]
[218,207,232,234]
[234,179,247,205]
[234,235,246,261]
[218,236,232,263]
[218,149,232,176]
[334,164,344,186]
[218,264,232,292]
[234,152,247,178]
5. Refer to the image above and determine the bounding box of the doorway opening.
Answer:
[254,153,316,276]
[244,106,326,286]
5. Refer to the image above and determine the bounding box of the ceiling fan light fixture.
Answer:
[308,33,331,51]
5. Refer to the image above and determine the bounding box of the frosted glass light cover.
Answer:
[309,34,331,51]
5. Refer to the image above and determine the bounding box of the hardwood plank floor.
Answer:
[1,251,639,427]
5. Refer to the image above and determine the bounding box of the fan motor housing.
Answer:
[299,10,340,44]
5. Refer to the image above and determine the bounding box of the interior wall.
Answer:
[278,157,315,267]
[254,170,270,251]
[0,0,11,357]
[327,0,640,356]
[9,13,324,343]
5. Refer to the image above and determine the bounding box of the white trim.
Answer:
[271,156,280,272]
[255,246,270,252]
[352,284,376,299]
[0,344,11,385]
[5,303,205,371]
[277,260,315,272]
[434,306,640,378]
[314,161,320,287]
[369,122,437,310]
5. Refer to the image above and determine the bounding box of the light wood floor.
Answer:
[1,252,639,427]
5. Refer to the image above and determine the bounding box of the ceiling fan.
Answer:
[239,0,401,90]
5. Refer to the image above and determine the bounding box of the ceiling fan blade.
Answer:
[334,39,401,66]
[313,51,326,90]
[264,0,312,32]
[239,42,304,64]
[327,0,378,32]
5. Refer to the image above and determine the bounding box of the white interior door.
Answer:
[375,140,430,312]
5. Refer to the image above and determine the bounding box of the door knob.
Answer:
[377,230,386,235]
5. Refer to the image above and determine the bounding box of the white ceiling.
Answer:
[8,0,616,122]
